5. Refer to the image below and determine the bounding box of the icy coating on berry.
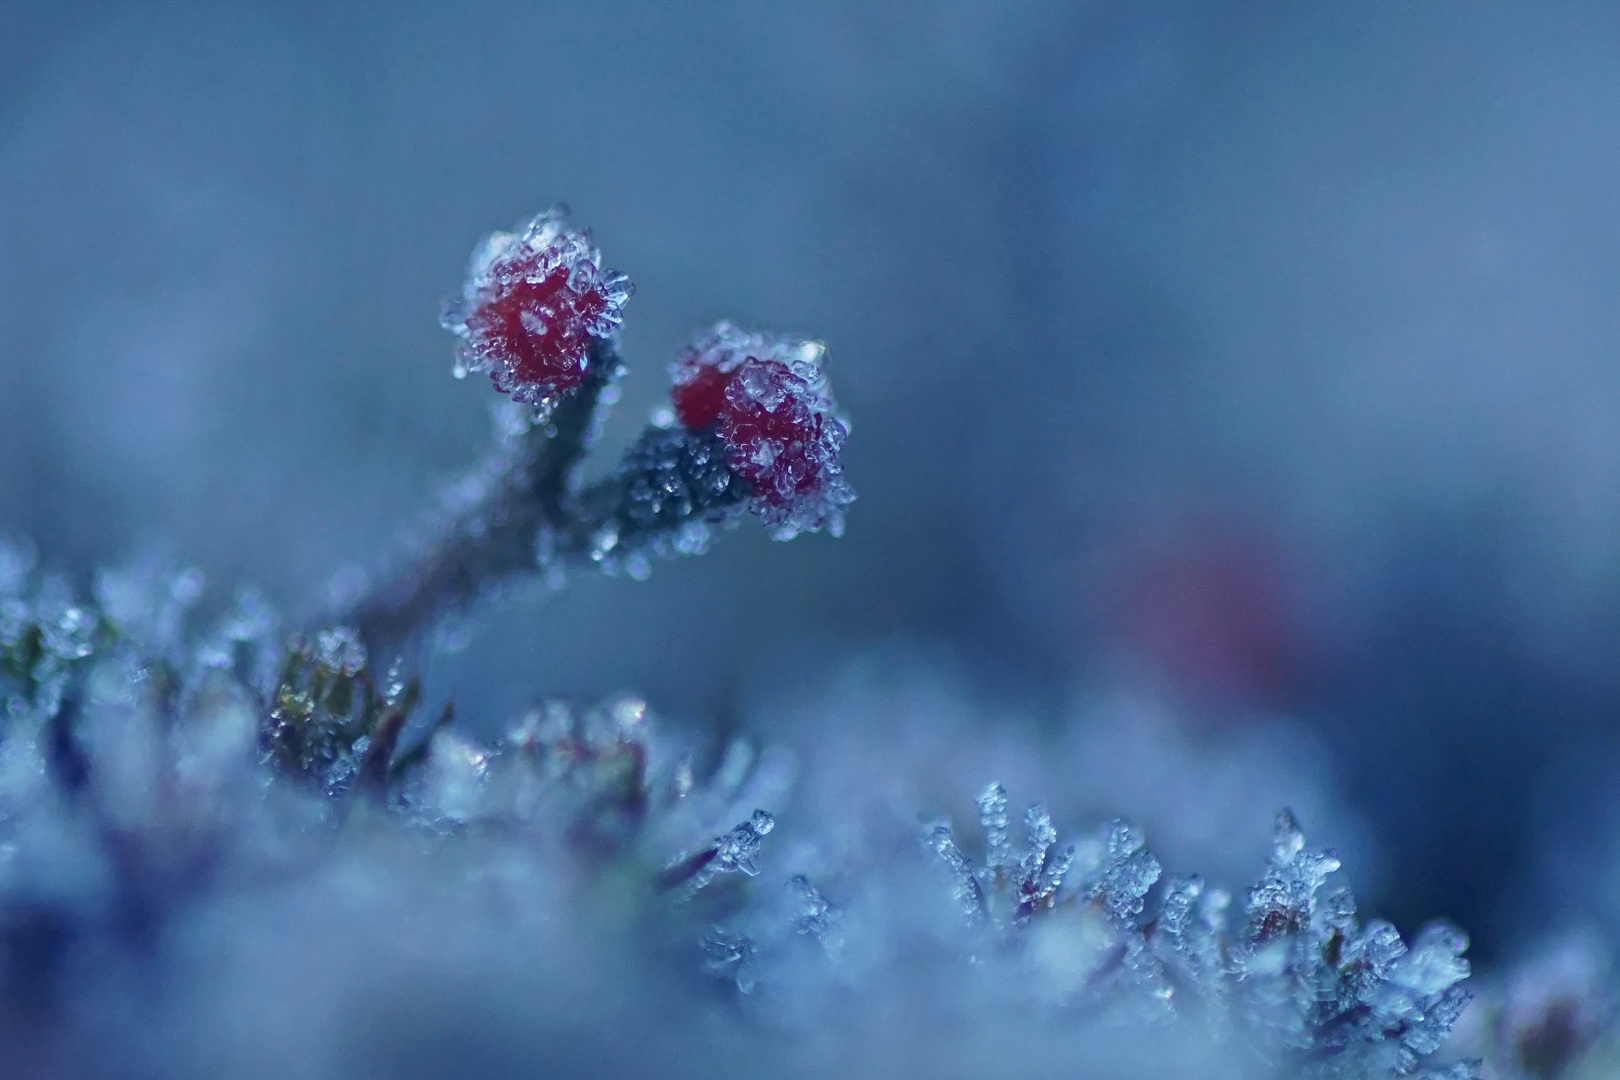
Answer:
[440,206,632,413]
[670,322,856,540]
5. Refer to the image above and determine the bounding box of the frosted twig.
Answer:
[341,341,747,662]
[339,211,851,664]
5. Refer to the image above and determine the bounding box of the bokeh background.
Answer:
[6,0,1620,966]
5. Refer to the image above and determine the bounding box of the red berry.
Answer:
[442,208,632,412]
[670,323,855,539]
[671,361,734,430]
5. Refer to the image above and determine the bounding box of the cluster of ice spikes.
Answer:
[922,787,1479,1079]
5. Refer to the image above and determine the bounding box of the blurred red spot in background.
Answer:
[1115,526,1305,707]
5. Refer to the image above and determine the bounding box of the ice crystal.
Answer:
[930,784,1092,928]
[0,563,105,734]
[312,625,366,677]
[1088,819,1161,924]
[976,781,1013,871]
[1224,812,1477,1077]
[440,206,632,415]
[788,873,840,948]
[414,729,490,824]
[928,821,990,923]
[1154,874,1233,1009]
[702,926,759,993]
[663,808,777,898]
[670,321,856,540]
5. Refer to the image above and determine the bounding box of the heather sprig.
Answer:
[346,207,854,663]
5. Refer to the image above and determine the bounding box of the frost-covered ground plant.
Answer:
[0,209,1483,1079]
[921,799,1475,1078]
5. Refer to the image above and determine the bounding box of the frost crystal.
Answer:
[1087,819,1161,925]
[1153,874,1233,1008]
[670,322,855,540]
[976,781,1013,871]
[929,789,1091,929]
[788,874,840,948]
[1245,809,1340,941]
[702,927,758,993]
[928,822,990,922]
[313,625,366,677]
[441,206,632,415]
[662,808,777,898]
[1224,811,1476,1077]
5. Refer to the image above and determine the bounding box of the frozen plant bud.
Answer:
[670,322,856,540]
[441,206,633,413]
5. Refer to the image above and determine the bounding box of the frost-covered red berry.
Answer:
[441,207,632,412]
[671,322,855,540]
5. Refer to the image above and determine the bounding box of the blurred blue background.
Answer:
[6,0,1620,961]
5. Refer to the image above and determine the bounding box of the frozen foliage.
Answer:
[0,538,1496,1079]
[920,801,1478,1078]
[1231,812,1475,1076]
[440,206,633,414]
[931,784,1090,926]
[672,322,856,540]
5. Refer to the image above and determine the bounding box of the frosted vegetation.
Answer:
[0,209,1594,1078]
[0,549,1493,1077]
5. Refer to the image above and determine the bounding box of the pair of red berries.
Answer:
[441,208,853,539]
